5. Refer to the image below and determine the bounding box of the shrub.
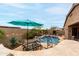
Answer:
[22,29,42,39]
[0,29,6,44]
[10,37,17,47]
[0,29,5,39]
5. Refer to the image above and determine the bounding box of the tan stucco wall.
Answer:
[64,5,79,39]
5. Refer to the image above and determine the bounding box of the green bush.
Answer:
[22,29,42,39]
[0,29,5,39]
[10,37,17,47]
[0,29,6,44]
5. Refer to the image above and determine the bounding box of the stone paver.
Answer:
[0,40,79,56]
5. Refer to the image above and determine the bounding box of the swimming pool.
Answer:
[40,36,60,45]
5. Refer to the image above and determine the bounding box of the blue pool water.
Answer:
[40,36,60,44]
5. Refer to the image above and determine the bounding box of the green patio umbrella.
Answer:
[9,19,43,50]
[9,20,43,26]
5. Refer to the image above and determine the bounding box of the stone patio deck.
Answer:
[0,40,79,56]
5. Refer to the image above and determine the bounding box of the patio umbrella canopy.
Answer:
[9,20,43,26]
[9,19,43,51]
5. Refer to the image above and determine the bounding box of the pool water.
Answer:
[40,36,60,45]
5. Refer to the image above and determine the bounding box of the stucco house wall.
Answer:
[64,4,79,39]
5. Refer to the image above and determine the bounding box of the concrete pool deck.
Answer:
[0,40,79,56]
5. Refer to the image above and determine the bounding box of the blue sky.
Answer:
[0,3,72,29]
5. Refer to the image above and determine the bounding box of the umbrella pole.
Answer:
[26,25,29,50]
[47,39,48,49]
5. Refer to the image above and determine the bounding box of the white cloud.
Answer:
[4,3,27,9]
[45,7,68,15]
[0,10,26,18]
[32,18,45,23]
[0,13,18,18]
[0,13,15,16]
[3,3,43,10]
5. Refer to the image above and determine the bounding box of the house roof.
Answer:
[64,3,79,27]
